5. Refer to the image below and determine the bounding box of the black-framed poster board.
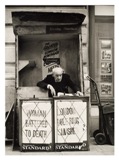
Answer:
[54,96,90,151]
[99,39,114,98]
[20,99,53,151]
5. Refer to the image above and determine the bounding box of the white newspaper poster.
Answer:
[42,41,60,79]
[101,49,112,61]
[21,100,52,151]
[100,83,112,96]
[101,62,112,74]
[54,98,89,151]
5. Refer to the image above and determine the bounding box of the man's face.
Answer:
[53,72,63,82]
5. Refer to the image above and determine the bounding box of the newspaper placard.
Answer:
[101,40,112,49]
[101,49,112,60]
[100,83,112,95]
[54,97,89,151]
[42,41,60,78]
[21,100,52,151]
[101,62,112,74]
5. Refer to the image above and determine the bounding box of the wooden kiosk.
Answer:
[11,11,90,151]
[20,96,90,152]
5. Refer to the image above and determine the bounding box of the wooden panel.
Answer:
[17,87,48,99]
[14,26,46,35]
[12,12,85,27]
[6,7,87,24]
[5,26,15,43]
[5,45,15,63]
[5,86,16,111]
[18,60,29,71]
[18,39,42,86]
[78,35,84,92]
[60,36,80,87]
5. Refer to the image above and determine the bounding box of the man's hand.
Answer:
[47,84,56,96]
[75,91,83,96]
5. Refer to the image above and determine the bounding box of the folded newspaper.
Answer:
[57,92,77,97]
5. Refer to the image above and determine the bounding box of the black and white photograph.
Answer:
[1,1,117,158]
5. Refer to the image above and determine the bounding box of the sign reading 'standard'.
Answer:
[54,97,89,151]
[21,100,52,151]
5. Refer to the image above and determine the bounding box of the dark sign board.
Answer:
[46,25,81,34]
[101,75,112,82]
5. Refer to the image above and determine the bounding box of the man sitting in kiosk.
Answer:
[37,66,83,97]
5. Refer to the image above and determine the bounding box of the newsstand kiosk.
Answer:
[11,11,90,151]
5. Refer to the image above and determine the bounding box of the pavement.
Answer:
[5,138,114,155]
